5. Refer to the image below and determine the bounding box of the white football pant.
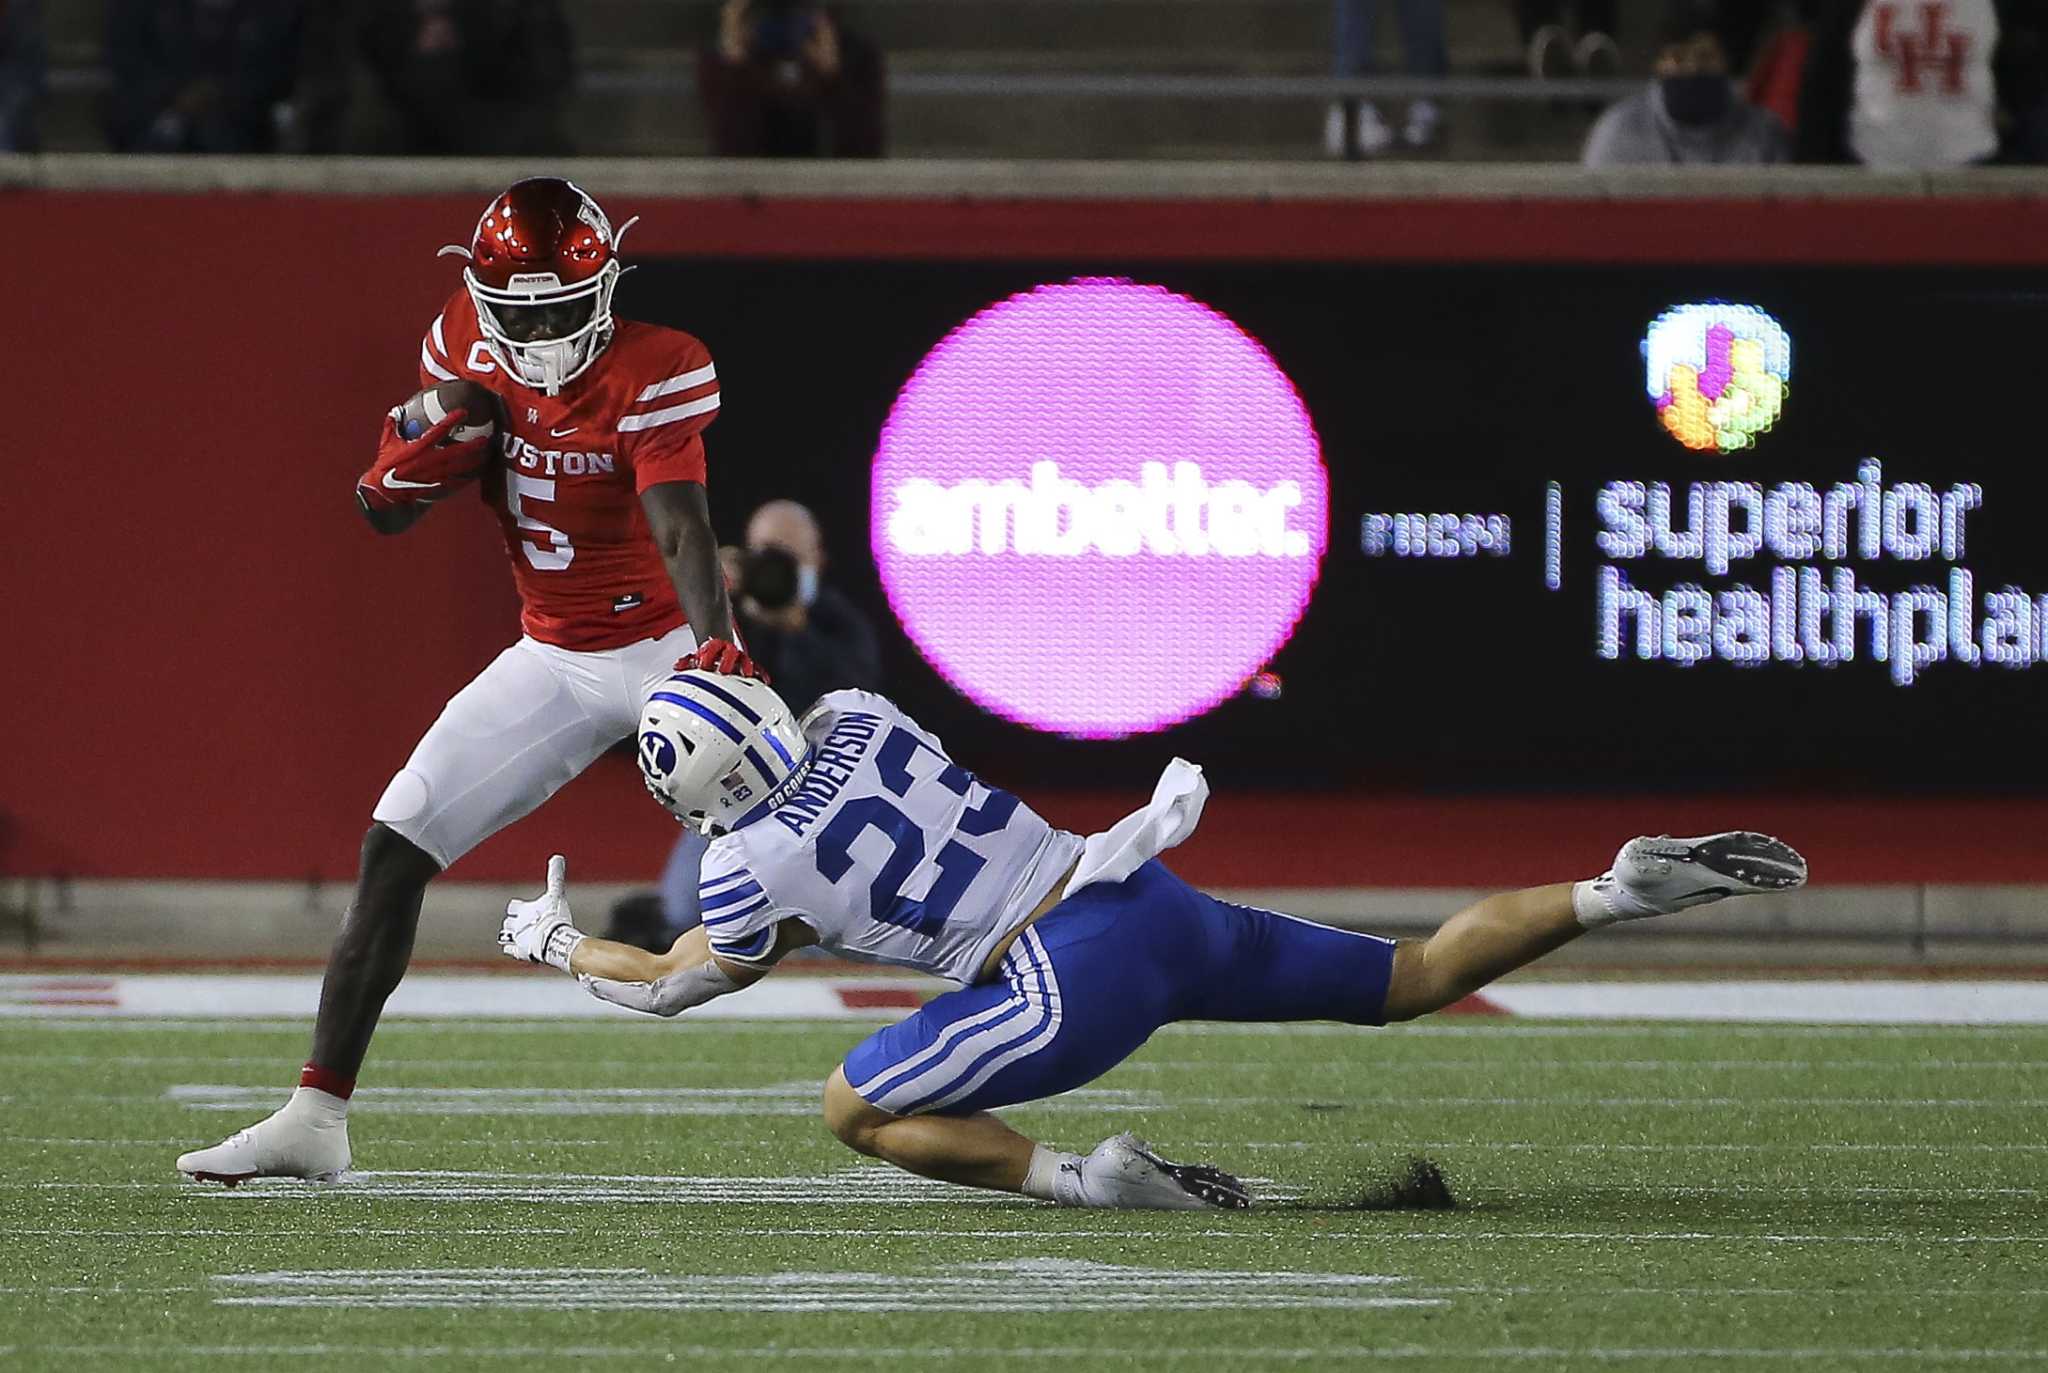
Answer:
[372,626,696,868]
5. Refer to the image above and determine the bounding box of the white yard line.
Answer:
[1192,1140,2048,1153]
[161,1082,1159,1117]
[14,1344,2048,1363]
[20,1054,2048,1074]
[0,974,932,1021]
[206,1261,1446,1313]
[6,1221,2044,1246]
[6,976,2048,1023]
[0,1136,620,1148]
[1116,1057,2048,1072]
[4,1237,577,1245]
[154,1083,2048,1114]
[1171,1023,2048,1038]
[1,1018,877,1033]
[14,1279,2048,1300]
[880,1232,2048,1246]
[1011,1106,2048,1114]
[15,1049,2046,1075]
[11,1016,2046,1036]
[0,1053,724,1072]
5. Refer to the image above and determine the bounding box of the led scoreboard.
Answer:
[632,259,2048,791]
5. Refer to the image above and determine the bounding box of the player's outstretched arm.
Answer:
[640,480,738,644]
[577,921,806,1018]
[496,856,794,1017]
[573,922,717,984]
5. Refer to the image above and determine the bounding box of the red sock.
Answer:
[299,1063,356,1100]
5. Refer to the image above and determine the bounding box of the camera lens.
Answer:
[742,546,802,609]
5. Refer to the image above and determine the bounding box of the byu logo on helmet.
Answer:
[638,730,678,778]
[637,671,809,835]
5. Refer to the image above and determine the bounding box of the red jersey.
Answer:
[418,290,720,651]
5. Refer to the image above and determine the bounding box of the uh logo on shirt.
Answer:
[1872,2,1977,95]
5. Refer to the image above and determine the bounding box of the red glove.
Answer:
[356,406,491,511]
[676,638,768,682]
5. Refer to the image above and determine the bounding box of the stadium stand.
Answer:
[38,0,1659,160]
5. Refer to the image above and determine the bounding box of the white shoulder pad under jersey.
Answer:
[697,690,1082,983]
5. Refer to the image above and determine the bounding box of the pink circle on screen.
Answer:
[871,278,1329,738]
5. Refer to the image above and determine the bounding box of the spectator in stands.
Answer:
[359,0,575,155]
[699,0,884,157]
[605,499,885,951]
[0,0,44,152]
[1583,0,1788,165]
[104,0,305,152]
[1325,0,1447,158]
[1517,1,1620,79]
[1796,1,2043,167]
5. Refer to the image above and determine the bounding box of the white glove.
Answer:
[499,854,584,972]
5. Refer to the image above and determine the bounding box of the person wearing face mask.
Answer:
[1581,0,1789,166]
[725,499,883,718]
[608,499,884,951]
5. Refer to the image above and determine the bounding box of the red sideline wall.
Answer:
[8,190,2048,887]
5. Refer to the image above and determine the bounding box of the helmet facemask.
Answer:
[465,260,620,396]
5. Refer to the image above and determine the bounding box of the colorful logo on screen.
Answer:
[1643,303,1791,454]
[871,278,1330,739]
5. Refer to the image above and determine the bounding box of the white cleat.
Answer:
[1605,831,1809,917]
[176,1108,351,1186]
[1064,1133,1251,1211]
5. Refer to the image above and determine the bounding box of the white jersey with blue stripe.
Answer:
[697,690,1084,983]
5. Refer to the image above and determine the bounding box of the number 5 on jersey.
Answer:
[506,473,574,570]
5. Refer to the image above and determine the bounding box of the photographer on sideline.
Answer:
[727,499,882,717]
[607,499,883,950]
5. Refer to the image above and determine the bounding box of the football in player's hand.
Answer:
[397,380,502,446]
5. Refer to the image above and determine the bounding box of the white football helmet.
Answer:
[637,670,810,836]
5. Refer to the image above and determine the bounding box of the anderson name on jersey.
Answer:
[696,691,1085,983]
[419,290,722,652]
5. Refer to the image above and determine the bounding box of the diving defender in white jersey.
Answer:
[501,670,1809,1209]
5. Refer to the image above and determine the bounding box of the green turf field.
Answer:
[2,1014,2045,1371]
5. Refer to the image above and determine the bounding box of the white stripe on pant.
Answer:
[866,929,1065,1116]
[846,945,1043,1103]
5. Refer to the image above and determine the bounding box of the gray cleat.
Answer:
[1070,1133,1252,1211]
[1612,831,1809,914]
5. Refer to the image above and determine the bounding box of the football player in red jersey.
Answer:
[178,178,763,1183]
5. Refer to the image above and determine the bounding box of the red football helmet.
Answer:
[440,178,638,395]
